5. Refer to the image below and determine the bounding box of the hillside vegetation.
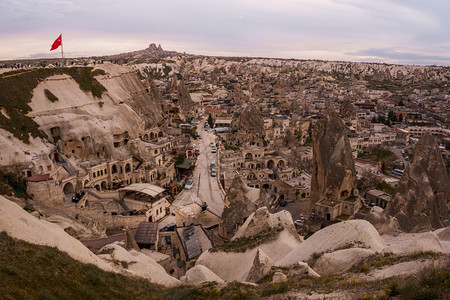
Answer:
[1,231,448,299]
[0,67,106,144]
[0,231,256,299]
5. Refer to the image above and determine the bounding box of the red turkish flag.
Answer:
[50,34,62,51]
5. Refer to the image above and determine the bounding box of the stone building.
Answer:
[366,189,391,209]
[26,174,64,205]
[119,183,170,222]
[83,158,134,190]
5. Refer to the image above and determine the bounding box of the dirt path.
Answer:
[0,69,35,77]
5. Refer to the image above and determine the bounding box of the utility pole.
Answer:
[249,76,252,103]
[60,33,64,67]
[197,174,201,197]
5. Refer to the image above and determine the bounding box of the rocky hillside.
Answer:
[115,44,449,93]
[246,58,449,84]
[1,196,449,299]
[0,63,165,168]
[384,134,450,232]
[107,43,181,60]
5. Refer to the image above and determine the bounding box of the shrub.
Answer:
[44,89,58,102]
[0,169,27,197]
[306,251,323,267]
[225,145,239,151]
[163,65,172,76]
[351,251,443,273]
[261,281,289,296]
[212,227,283,253]
[91,69,106,76]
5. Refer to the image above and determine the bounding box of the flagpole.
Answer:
[61,33,64,67]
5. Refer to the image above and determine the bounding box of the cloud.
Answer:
[345,48,450,65]
[0,0,449,65]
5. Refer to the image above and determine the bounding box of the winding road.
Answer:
[171,120,224,216]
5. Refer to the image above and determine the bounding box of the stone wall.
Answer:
[66,206,146,229]
[27,180,64,206]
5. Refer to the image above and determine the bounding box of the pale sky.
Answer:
[1,0,449,65]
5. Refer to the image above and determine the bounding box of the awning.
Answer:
[176,159,194,169]
[134,222,158,245]
[119,183,165,197]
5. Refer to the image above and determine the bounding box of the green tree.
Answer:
[388,110,397,122]
[175,155,185,166]
[162,65,172,76]
[208,113,214,128]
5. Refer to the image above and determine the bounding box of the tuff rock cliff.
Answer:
[339,99,355,119]
[232,104,265,137]
[221,176,268,237]
[170,74,194,111]
[384,134,450,232]
[0,63,165,168]
[310,109,357,209]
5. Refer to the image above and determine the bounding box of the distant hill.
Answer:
[105,43,183,60]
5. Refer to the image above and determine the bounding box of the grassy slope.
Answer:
[0,232,164,299]
[1,230,448,300]
[0,67,106,144]
[0,232,256,300]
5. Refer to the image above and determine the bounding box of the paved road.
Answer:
[388,147,410,173]
[172,120,224,216]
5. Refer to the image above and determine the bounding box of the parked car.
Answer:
[210,142,215,147]
[294,220,304,227]
[211,147,217,153]
[185,179,194,190]
[72,191,85,203]
[280,200,287,207]
[210,163,216,170]
[194,149,200,155]
[210,169,217,177]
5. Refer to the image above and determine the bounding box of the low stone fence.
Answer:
[67,206,146,229]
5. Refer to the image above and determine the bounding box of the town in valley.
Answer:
[0,43,449,298]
